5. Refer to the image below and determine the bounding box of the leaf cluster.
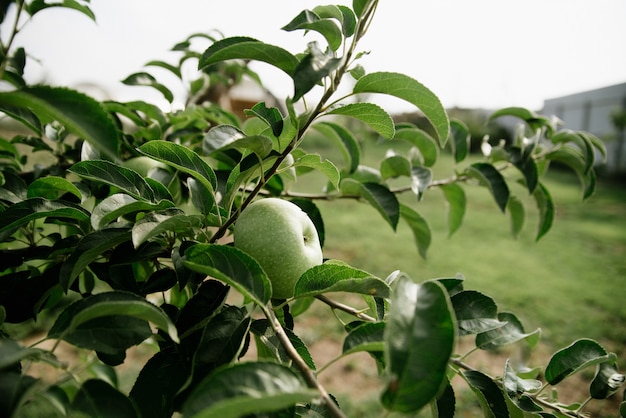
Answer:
[0,1,623,417]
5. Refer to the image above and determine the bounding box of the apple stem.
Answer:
[262,304,348,418]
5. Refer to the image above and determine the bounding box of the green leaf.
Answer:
[244,102,284,137]
[353,72,449,145]
[69,160,156,201]
[183,244,272,306]
[199,36,300,76]
[380,155,411,180]
[440,183,466,237]
[0,86,120,160]
[462,370,509,418]
[532,182,554,241]
[146,59,182,78]
[476,312,541,350]
[69,379,137,418]
[311,122,360,173]
[0,338,58,370]
[91,194,175,230]
[281,10,343,51]
[509,147,539,194]
[26,176,83,201]
[545,146,597,200]
[48,291,179,349]
[187,178,215,217]
[251,319,315,370]
[343,321,385,355]
[203,125,273,158]
[294,260,390,298]
[0,197,90,235]
[26,0,96,21]
[138,140,217,193]
[551,130,596,174]
[507,196,525,239]
[131,209,205,248]
[489,107,554,137]
[467,162,510,213]
[590,361,625,399]
[59,228,132,291]
[382,276,455,413]
[449,119,470,163]
[399,204,431,259]
[293,153,340,190]
[182,362,318,418]
[545,339,615,385]
[292,48,341,101]
[393,126,439,167]
[410,166,432,200]
[326,103,395,139]
[341,180,399,230]
[122,72,174,103]
[451,290,505,336]
[313,5,357,37]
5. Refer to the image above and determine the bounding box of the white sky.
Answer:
[8,0,626,114]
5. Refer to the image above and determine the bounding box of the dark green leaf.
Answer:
[551,130,595,174]
[510,147,539,194]
[327,103,395,139]
[199,36,300,76]
[451,290,505,336]
[0,372,39,418]
[294,260,390,298]
[70,160,156,201]
[313,5,357,37]
[48,291,179,347]
[70,379,138,418]
[138,140,217,193]
[0,338,57,370]
[353,72,449,145]
[439,183,466,237]
[489,107,554,137]
[467,162,510,213]
[545,339,615,385]
[187,178,215,217]
[0,103,42,134]
[343,321,385,355]
[435,382,456,418]
[129,349,189,418]
[281,10,343,51]
[532,182,554,241]
[450,119,470,163]
[122,72,174,103]
[182,362,318,418]
[476,312,541,350]
[26,0,96,21]
[292,49,341,101]
[203,125,273,158]
[590,361,624,399]
[183,244,272,306]
[0,86,120,160]
[0,198,90,236]
[382,276,455,413]
[399,204,431,259]
[26,176,83,201]
[251,319,316,370]
[462,370,509,418]
[244,102,284,137]
[340,180,399,230]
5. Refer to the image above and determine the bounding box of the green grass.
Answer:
[294,141,626,356]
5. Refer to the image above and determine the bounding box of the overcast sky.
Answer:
[8,0,626,113]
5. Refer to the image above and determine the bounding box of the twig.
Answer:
[315,295,378,322]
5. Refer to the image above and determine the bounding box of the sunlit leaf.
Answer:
[131,209,205,248]
[410,166,432,201]
[450,119,470,163]
[183,244,272,306]
[26,176,83,201]
[293,153,340,190]
[489,107,554,137]
[353,72,449,145]
[380,155,411,180]
[507,196,525,239]
[91,193,175,230]
[203,125,273,158]
[294,260,390,298]
[393,126,439,167]
[590,362,625,399]
[326,103,395,139]
[182,362,318,418]
[382,276,455,413]
[311,122,360,174]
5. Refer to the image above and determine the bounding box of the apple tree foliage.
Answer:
[0,1,624,417]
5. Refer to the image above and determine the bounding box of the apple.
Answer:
[233,198,323,299]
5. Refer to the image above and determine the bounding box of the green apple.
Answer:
[233,198,323,299]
